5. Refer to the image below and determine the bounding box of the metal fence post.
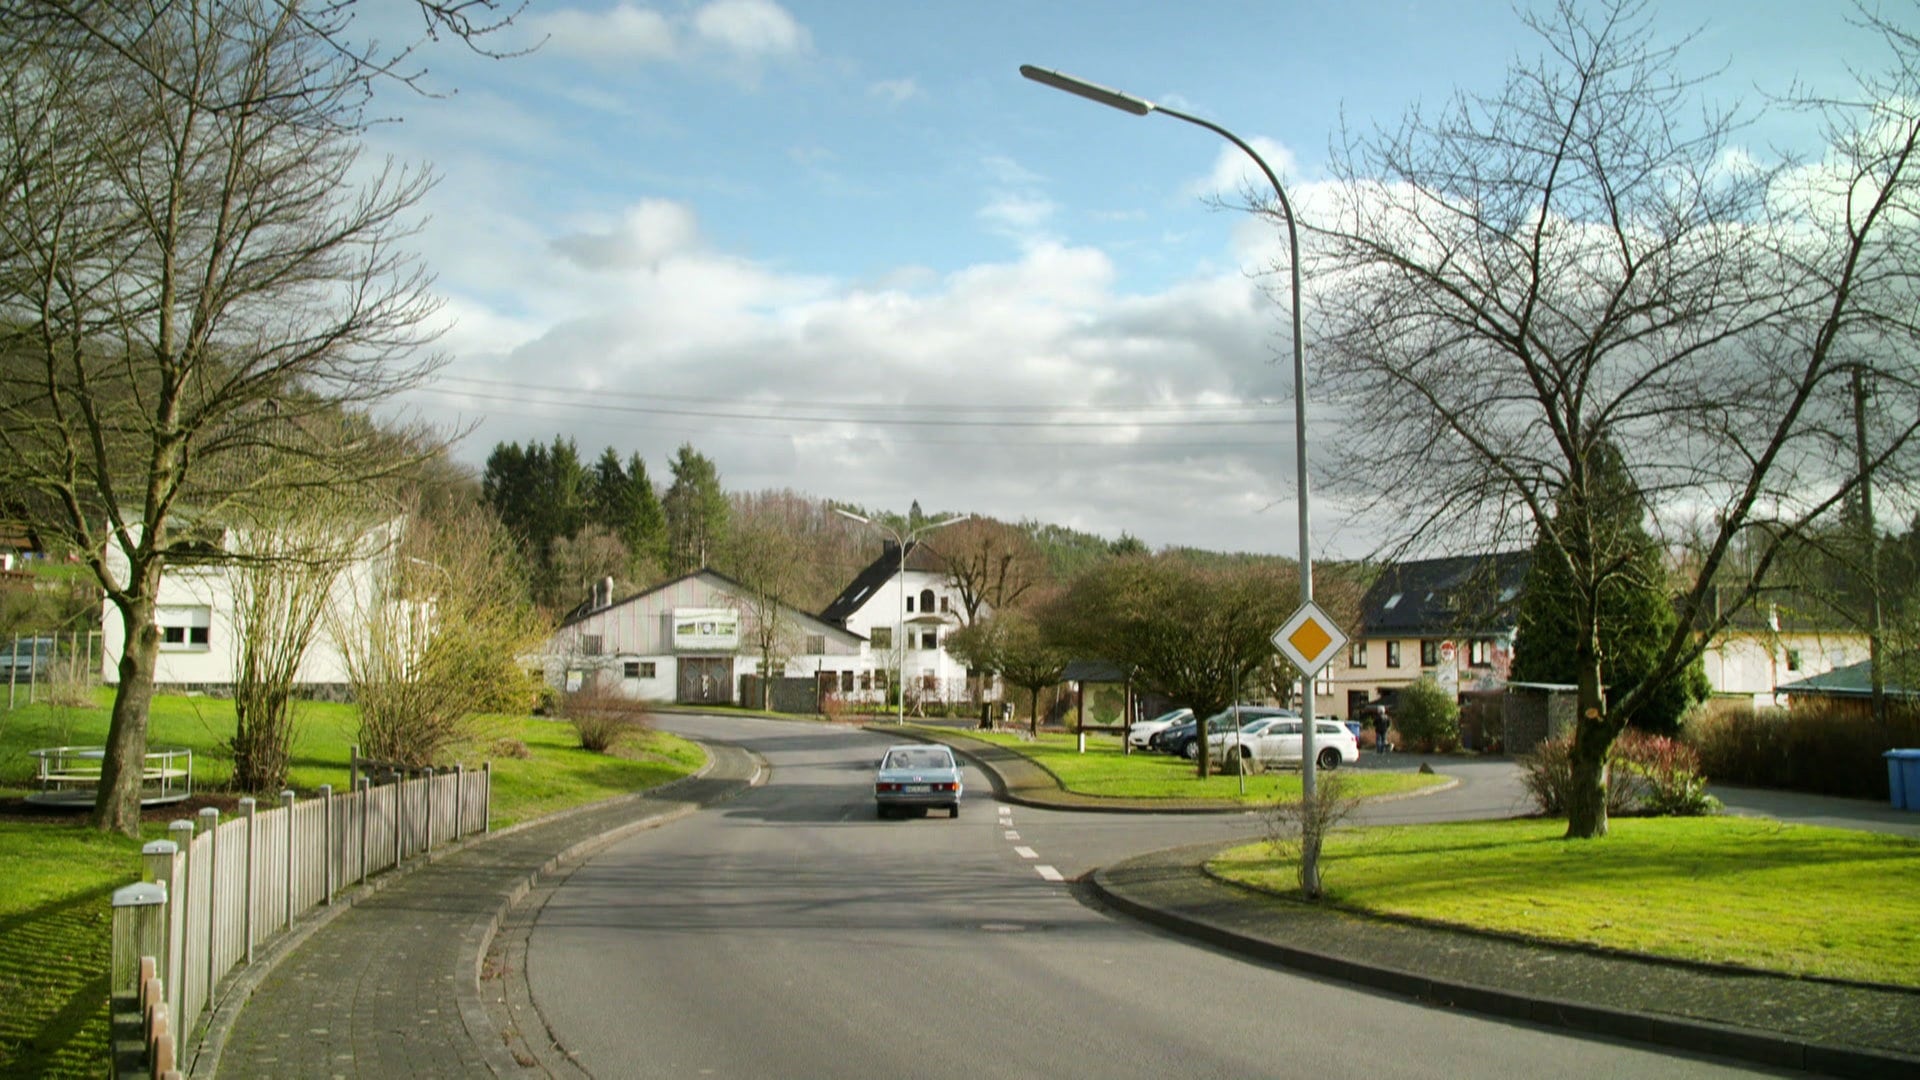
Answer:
[141,839,181,998]
[111,882,168,1001]
[280,791,296,931]
[454,764,465,839]
[319,784,334,904]
[357,777,370,885]
[423,767,435,854]
[238,797,256,965]
[197,806,220,1017]
[393,774,404,866]
[483,761,492,834]
[166,820,193,1031]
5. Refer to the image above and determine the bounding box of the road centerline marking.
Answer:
[1014,846,1038,859]
[1036,865,1064,882]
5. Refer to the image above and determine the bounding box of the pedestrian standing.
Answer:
[1372,708,1391,754]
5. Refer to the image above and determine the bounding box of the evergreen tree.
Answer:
[663,444,728,574]
[1510,440,1709,733]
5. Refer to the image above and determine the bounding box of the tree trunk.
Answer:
[92,596,159,837]
[1564,623,1614,839]
[1029,687,1040,737]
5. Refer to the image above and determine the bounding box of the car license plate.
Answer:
[904,784,931,793]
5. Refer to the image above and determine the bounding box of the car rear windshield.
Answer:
[884,749,952,770]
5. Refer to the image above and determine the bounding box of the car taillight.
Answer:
[936,782,957,791]
[876,782,898,793]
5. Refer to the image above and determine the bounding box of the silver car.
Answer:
[874,744,964,818]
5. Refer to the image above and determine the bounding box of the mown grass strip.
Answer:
[932,728,1448,802]
[1211,816,1920,986]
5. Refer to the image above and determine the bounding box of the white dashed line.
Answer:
[1003,830,1020,840]
[1013,846,1039,860]
[1035,865,1064,882]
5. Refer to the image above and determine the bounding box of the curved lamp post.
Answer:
[1020,65,1323,894]
[834,508,972,724]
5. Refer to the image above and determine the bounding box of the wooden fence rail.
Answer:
[108,763,490,1078]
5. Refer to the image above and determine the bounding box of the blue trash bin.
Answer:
[1886,750,1920,811]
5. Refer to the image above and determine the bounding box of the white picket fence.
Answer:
[109,765,490,1077]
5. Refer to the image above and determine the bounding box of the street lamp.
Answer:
[1021,64,1324,894]
[833,508,972,724]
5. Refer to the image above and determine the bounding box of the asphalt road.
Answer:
[516,715,1785,1079]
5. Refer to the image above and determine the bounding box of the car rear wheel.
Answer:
[1182,741,1199,760]
[1317,747,1340,771]
[950,804,960,818]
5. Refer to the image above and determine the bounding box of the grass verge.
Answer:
[925,727,1449,803]
[0,692,702,1078]
[1211,816,1920,986]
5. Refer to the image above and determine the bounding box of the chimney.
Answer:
[597,576,615,610]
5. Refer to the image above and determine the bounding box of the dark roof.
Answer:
[820,541,936,626]
[1359,551,1531,638]
[1779,660,1919,699]
[559,567,857,642]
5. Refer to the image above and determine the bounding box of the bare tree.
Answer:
[0,1,448,833]
[924,517,1047,624]
[1304,0,1920,838]
[226,492,385,792]
[719,517,808,710]
[337,502,544,768]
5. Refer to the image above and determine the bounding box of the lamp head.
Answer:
[1020,65,1154,116]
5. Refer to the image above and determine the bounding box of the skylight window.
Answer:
[1383,593,1402,609]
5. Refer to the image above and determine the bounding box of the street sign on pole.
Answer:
[1272,602,1347,677]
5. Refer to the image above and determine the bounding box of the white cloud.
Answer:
[977,194,1057,243]
[550,199,704,270]
[533,4,676,62]
[692,0,810,57]
[1191,137,1300,202]
[868,78,920,104]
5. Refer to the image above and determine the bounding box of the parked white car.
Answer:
[1213,716,1359,771]
[1126,707,1194,749]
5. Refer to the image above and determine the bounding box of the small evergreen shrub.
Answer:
[1394,677,1460,752]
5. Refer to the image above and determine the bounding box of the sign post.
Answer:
[1272,601,1349,813]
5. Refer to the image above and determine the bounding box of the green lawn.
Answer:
[0,692,703,1078]
[931,727,1449,803]
[1212,817,1920,986]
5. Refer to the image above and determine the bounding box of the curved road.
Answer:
[514,715,1775,1079]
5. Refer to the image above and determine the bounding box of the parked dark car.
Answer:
[1160,706,1292,760]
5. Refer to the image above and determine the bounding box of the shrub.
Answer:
[1688,702,1920,799]
[489,737,533,760]
[1394,677,1460,752]
[1520,730,1718,817]
[1262,771,1360,897]
[557,685,653,752]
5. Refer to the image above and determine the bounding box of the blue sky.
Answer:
[373,0,1875,557]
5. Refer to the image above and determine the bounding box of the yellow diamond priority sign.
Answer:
[1272,601,1348,677]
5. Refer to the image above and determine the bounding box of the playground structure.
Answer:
[27,745,194,807]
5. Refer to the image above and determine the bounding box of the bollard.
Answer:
[238,797,257,965]
[110,882,166,1001]
[319,784,334,905]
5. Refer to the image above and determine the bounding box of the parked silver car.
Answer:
[1126,707,1193,749]
[874,745,963,818]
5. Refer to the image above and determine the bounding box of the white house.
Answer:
[1702,600,1871,708]
[548,569,871,706]
[101,520,396,694]
[819,540,981,706]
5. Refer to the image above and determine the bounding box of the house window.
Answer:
[1386,642,1402,668]
[840,670,854,692]
[939,596,951,613]
[1468,639,1492,668]
[919,629,938,650]
[1349,641,1368,668]
[805,634,826,654]
[870,626,892,649]
[920,588,936,613]
[624,661,657,679]
[905,595,915,613]
[1786,648,1802,672]
[1421,640,1439,666]
[873,670,888,691]
[860,671,873,691]
[581,634,603,656]
[158,606,211,650]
